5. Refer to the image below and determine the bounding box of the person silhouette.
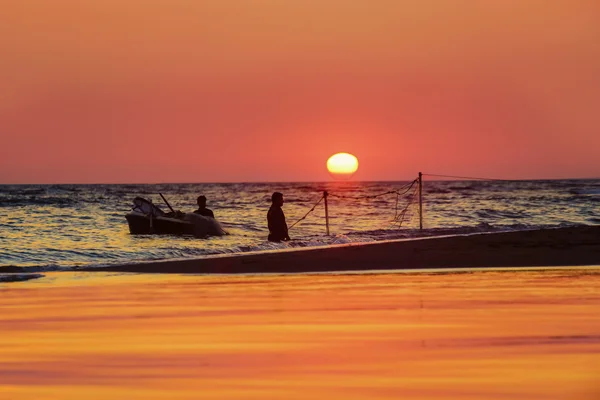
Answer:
[267,192,290,242]
[193,195,215,218]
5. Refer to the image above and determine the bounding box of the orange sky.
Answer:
[1,1,599,183]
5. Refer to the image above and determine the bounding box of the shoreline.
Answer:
[71,225,600,274]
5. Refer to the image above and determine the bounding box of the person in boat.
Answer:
[193,195,215,219]
[267,192,290,242]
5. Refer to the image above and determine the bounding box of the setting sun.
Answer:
[327,153,359,180]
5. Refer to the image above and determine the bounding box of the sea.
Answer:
[1,179,599,271]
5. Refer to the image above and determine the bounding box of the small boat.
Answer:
[125,197,195,235]
[125,197,227,236]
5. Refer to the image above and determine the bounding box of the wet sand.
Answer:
[1,268,600,399]
[78,225,600,274]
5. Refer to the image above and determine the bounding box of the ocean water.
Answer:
[1,179,599,270]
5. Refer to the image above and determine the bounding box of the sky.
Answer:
[1,0,599,183]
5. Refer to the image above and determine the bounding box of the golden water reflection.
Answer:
[1,268,599,399]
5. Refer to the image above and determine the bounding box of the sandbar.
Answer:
[79,225,600,274]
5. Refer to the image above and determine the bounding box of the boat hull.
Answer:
[125,213,196,235]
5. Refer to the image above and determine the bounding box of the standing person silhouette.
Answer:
[267,192,290,242]
[193,195,215,219]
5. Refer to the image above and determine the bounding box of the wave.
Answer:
[569,188,600,195]
[424,188,451,194]
[569,194,600,203]
[0,273,45,283]
[0,263,73,272]
[447,185,475,191]
[343,222,583,240]
[0,196,79,207]
[475,208,528,219]
[19,188,47,195]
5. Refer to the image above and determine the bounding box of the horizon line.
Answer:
[1,177,599,185]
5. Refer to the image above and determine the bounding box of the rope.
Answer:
[397,179,418,196]
[328,191,393,200]
[329,179,418,201]
[422,173,512,182]
[277,171,522,235]
[394,191,399,221]
[390,186,418,227]
[287,195,325,230]
[392,184,419,227]
[288,177,419,233]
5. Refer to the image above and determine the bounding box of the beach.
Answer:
[1,268,599,400]
[2,227,600,399]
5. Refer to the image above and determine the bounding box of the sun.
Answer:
[327,153,359,180]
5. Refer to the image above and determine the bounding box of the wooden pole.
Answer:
[159,193,176,213]
[418,172,423,230]
[324,191,330,236]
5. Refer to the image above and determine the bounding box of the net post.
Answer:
[418,172,423,230]
[323,191,330,236]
